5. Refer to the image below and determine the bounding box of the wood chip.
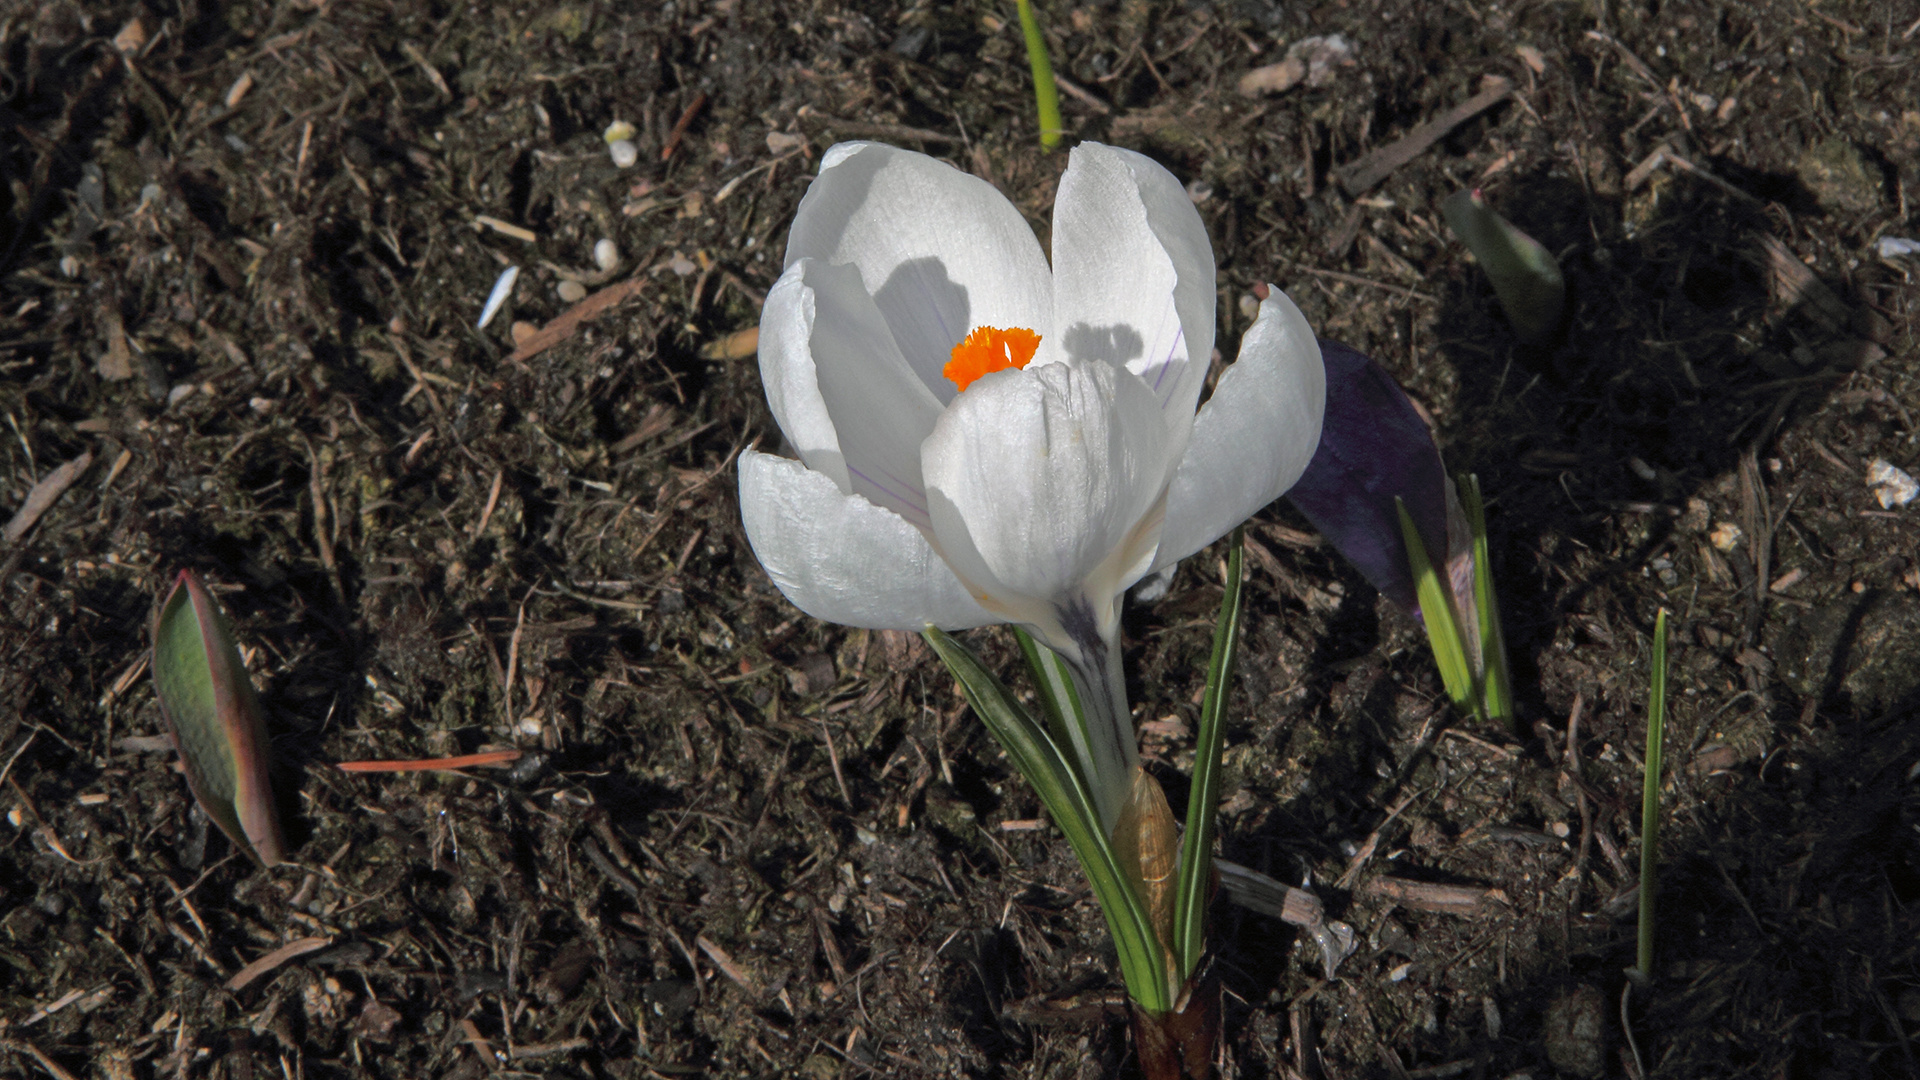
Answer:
[1334,77,1511,195]
[1750,233,1854,334]
[5,451,94,544]
[99,311,133,380]
[224,936,332,991]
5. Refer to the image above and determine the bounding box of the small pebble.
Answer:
[593,238,620,272]
[1867,458,1918,509]
[609,140,638,168]
[557,280,587,303]
[509,321,537,346]
[1709,521,1743,552]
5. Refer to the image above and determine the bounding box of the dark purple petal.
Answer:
[1284,340,1449,612]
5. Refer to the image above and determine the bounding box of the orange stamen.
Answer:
[943,325,1041,392]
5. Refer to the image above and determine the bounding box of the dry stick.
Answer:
[11,1040,81,1080]
[817,717,852,809]
[3,451,92,544]
[225,936,331,992]
[335,750,522,773]
[1566,693,1597,901]
[505,276,649,364]
[661,92,706,162]
[1334,77,1511,195]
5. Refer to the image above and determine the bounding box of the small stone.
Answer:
[509,321,537,346]
[1709,521,1744,552]
[593,238,619,272]
[556,280,587,303]
[1867,459,1918,509]
[609,139,638,168]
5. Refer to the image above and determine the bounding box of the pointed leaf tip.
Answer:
[152,571,287,867]
[1441,188,1566,344]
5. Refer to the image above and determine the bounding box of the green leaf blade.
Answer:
[1634,608,1669,981]
[1398,499,1480,721]
[152,571,286,867]
[1173,529,1245,981]
[1441,188,1567,344]
[1015,0,1064,148]
[1459,475,1516,733]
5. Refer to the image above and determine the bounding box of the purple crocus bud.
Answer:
[1284,340,1450,613]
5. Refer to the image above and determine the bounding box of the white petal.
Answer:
[785,143,1052,402]
[922,360,1174,632]
[738,449,996,630]
[1050,143,1215,437]
[798,260,945,527]
[1152,287,1325,572]
[757,261,847,488]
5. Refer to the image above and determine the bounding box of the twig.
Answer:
[335,750,521,773]
[1334,78,1511,194]
[225,936,332,992]
[818,718,852,808]
[4,451,93,544]
[504,276,650,364]
[1294,265,1438,304]
[661,92,707,162]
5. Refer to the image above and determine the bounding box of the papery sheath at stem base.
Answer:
[1130,967,1220,1080]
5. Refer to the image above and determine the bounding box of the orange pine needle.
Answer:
[335,750,522,773]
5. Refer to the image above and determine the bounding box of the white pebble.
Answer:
[593,238,620,272]
[478,265,519,329]
[1876,236,1920,259]
[1867,459,1918,509]
[609,139,638,168]
[557,280,587,303]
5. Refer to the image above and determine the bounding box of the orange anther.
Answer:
[943,325,1041,392]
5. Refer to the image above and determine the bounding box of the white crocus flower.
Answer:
[739,141,1324,829]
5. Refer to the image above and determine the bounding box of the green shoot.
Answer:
[1397,497,1481,723]
[1632,608,1669,983]
[1014,0,1064,149]
[1458,474,1516,733]
[1440,188,1567,343]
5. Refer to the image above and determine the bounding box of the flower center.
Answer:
[943,325,1041,392]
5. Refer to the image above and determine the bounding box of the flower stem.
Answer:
[1058,623,1140,834]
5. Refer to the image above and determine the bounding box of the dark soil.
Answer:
[2,1,1918,1078]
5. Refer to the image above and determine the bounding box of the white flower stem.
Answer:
[1053,607,1141,834]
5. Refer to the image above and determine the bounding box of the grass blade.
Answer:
[1172,529,1244,981]
[1014,0,1064,148]
[1633,608,1669,982]
[1398,498,1480,721]
[151,571,286,867]
[924,627,1171,1014]
[1458,474,1515,732]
